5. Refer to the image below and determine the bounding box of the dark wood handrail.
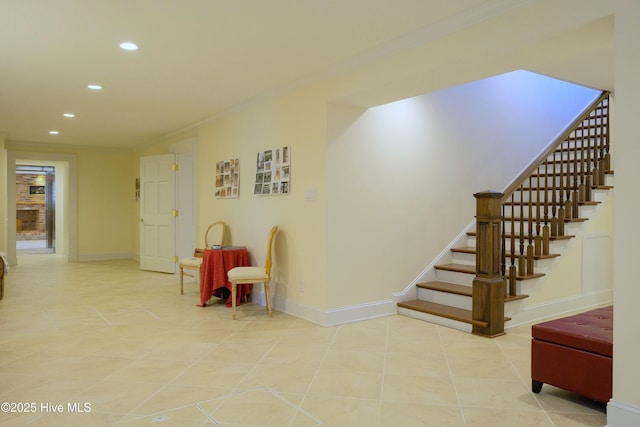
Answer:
[501,91,611,201]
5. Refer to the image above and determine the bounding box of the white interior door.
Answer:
[140,154,176,273]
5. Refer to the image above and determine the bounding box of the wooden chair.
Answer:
[228,225,278,319]
[179,221,226,294]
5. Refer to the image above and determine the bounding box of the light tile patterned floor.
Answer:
[0,255,607,426]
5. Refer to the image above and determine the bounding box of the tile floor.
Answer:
[15,240,52,255]
[0,255,607,426]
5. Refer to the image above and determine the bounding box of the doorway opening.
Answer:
[5,151,77,266]
[16,165,56,254]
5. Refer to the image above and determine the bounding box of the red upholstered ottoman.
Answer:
[531,306,613,403]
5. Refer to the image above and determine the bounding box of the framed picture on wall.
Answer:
[254,146,290,196]
[29,185,45,195]
[215,158,240,198]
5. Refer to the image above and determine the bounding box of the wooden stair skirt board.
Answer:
[397,299,511,331]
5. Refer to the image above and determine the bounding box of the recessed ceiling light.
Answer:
[49,130,60,135]
[63,113,75,118]
[120,41,139,51]
[87,84,103,90]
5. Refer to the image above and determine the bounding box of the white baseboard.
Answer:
[324,299,397,326]
[607,399,640,427]
[271,295,396,327]
[77,252,136,262]
[505,289,613,329]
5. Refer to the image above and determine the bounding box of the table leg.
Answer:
[231,281,237,319]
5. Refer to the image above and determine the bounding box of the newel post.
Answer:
[472,190,505,337]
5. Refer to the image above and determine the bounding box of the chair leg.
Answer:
[264,282,272,316]
[180,266,184,295]
[231,281,237,320]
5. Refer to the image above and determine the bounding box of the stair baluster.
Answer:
[534,169,542,257]
[508,196,517,297]
[584,114,593,202]
[550,151,558,237]
[518,184,526,276]
[542,160,550,255]
[527,177,534,276]
[603,100,611,172]
[593,106,602,187]
[564,138,573,220]
[578,124,586,203]
[557,148,566,236]
[571,132,579,218]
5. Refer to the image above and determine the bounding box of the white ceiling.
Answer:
[0,0,612,150]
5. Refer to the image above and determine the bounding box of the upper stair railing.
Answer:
[472,92,610,337]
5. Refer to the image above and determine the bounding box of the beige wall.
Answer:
[610,0,640,423]
[4,143,137,262]
[76,149,137,259]
[0,135,6,256]
[165,85,331,316]
[136,0,615,323]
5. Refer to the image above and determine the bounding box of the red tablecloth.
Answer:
[199,247,251,307]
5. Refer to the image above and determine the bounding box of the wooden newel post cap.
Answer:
[473,190,503,199]
[474,191,504,218]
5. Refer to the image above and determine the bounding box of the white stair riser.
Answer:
[451,251,475,264]
[434,269,474,285]
[397,307,472,333]
[417,288,472,310]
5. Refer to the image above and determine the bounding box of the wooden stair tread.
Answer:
[504,251,560,260]
[506,294,529,302]
[506,271,545,280]
[397,300,487,328]
[503,200,600,206]
[466,230,575,240]
[434,262,544,280]
[502,216,588,223]
[452,246,560,260]
[417,280,529,301]
[519,185,613,191]
[417,281,471,296]
[467,231,575,241]
[398,300,512,328]
[451,246,475,254]
[434,263,475,274]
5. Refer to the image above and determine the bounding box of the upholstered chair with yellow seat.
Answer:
[179,221,227,294]
[228,225,278,319]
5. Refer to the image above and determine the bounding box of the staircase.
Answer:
[398,92,612,336]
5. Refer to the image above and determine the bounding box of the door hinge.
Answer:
[173,209,178,217]
[173,255,179,262]
[172,163,179,171]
